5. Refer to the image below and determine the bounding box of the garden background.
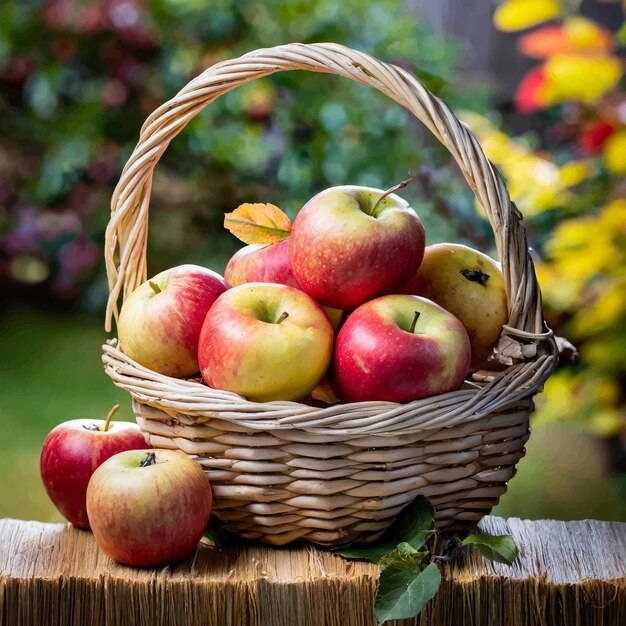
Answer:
[1,0,624,523]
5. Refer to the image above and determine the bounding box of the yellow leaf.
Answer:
[603,128,626,175]
[566,17,615,53]
[590,409,625,438]
[224,203,291,244]
[543,54,622,105]
[572,279,626,336]
[494,0,562,32]
[310,379,340,405]
[559,160,593,187]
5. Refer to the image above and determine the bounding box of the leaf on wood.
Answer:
[224,203,291,244]
[335,496,435,563]
[462,533,519,565]
[375,555,441,625]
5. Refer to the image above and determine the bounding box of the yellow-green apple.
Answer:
[399,244,508,368]
[333,295,471,403]
[198,283,334,402]
[225,239,344,329]
[87,449,212,566]
[290,186,425,310]
[40,405,149,528]
[118,264,227,378]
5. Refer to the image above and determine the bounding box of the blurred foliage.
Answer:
[1,0,485,314]
[487,1,626,437]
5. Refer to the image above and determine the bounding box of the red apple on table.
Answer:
[40,405,150,528]
[225,239,344,329]
[289,185,425,310]
[118,264,227,378]
[87,449,212,567]
[398,243,508,369]
[198,283,334,402]
[333,295,471,403]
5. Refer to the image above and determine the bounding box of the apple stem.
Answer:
[460,269,490,287]
[409,310,421,334]
[149,280,162,294]
[276,311,289,324]
[103,403,121,432]
[140,451,157,467]
[369,174,417,216]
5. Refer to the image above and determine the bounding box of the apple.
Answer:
[40,404,150,528]
[118,264,228,378]
[87,449,212,566]
[290,185,425,310]
[333,295,471,403]
[225,239,344,329]
[198,283,334,402]
[398,243,508,368]
[225,238,299,288]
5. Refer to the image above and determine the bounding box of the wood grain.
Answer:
[1,517,624,625]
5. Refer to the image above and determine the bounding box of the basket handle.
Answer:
[105,42,547,341]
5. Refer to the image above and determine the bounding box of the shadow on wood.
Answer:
[1,516,624,625]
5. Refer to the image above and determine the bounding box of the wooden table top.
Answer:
[2,516,625,626]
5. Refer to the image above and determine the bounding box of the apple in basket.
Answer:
[290,185,426,310]
[333,294,471,403]
[224,239,344,329]
[118,264,228,378]
[198,283,334,402]
[87,449,212,566]
[398,244,508,369]
[40,405,150,528]
[225,238,299,288]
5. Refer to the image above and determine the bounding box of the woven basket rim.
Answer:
[102,42,558,426]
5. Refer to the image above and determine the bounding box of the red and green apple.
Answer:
[198,283,334,402]
[333,294,471,403]
[87,449,212,567]
[290,186,425,310]
[118,264,227,378]
[40,405,149,528]
[399,243,508,368]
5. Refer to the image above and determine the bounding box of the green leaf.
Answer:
[378,542,427,570]
[335,542,400,564]
[462,533,519,565]
[334,496,435,563]
[375,556,441,624]
[203,515,238,548]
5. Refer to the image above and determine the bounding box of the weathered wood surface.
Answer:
[1,516,624,626]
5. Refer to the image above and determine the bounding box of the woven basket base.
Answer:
[133,399,531,546]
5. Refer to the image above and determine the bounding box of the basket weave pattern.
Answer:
[103,43,557,546]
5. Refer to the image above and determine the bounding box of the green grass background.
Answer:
[1,304,624,524]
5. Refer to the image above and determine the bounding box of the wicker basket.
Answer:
[102,43,558,547]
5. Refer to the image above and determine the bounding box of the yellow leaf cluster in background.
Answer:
[536,371,625,436]
[543,54,622,105]
[494,0,562,32]
[461,112,587,215]
[491,5,626,438]
[535,199,626,435]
